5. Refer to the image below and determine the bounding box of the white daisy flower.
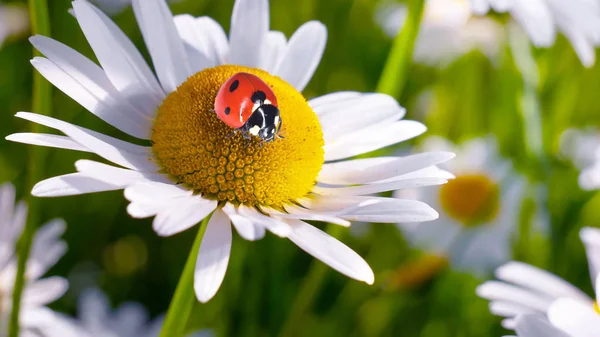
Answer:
[559,127,600,191]
[470,0,600,67]
[36,288,213,337]
[395,136,525,275]
[509,314,568,337]
[6,0,453,303]
[374,0,502,66]
[477,227,600,333]
[0,4,29,48]
[0,183,69,336]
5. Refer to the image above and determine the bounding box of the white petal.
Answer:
[495,261,592,303]
[286,219,374,284]
[133,0,191,92]
[476,280,553,312]
[515,314,569,337]
[313,177,448,196]
[579,165,600,190]
[152,198,217,237]
[30,35,152,139]
[579,227,600,290]
[124,181,192,204]
[27,219,67,280]
[259,31,287,73]
[79,288,110,329]
[489,301,537,317]
[324,120,427,161]
[112,303,149,337]
[15,112,158,172]
[470,0,491,14]
[228,0,269,67]
[318,93,406,144]
[222,203,264,241]
[548,298,600,337]
[174,15,228,68]
[596,272,600,303]
[6,133,90,152]
[339,198,438,223]
[0,183,18,242]
[301,195,439,223]
[32,173,124,197]
[273,21,326,92]
[509,0,556,47]
[22,276,68,306]
[194,209,232,303]
[309,91,362,115]
[318,152,455,185]
[75,160,170,185]
[125,181,196,219]
[173,15,216,73]
[237,205,292,237]
[266,205,351,227]
[563,27,596,68]
[71,0,164,116]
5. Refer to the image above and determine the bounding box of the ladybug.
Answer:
[214,72,282,143]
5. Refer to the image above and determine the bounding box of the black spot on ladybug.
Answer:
[251,90,267,103]
[224,107,231,115]
[229,80,239,92]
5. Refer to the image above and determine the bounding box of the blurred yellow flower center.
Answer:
[438,174,499,226]
[388,254,448,290]
[594,301,600,314]
[151,65,324,208]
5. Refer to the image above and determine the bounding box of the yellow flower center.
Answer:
[438,174,499,226]
[151,65,324,208]
[594,301,600,314]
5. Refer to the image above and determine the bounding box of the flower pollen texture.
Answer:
[152,65,324,208]
[439,174,499,226]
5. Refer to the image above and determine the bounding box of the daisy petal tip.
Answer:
[494,261,525,278]
[474,283,491,297]
[31,183,48,197]
[194,285,217,304]
[152,224,177,237]
[580,226,600,245]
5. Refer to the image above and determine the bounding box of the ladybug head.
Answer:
[244,104,282,142]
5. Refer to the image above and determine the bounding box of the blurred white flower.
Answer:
[477,227,600,334]
[374,0,503,66]
[0,183,69,336]
[0,5,29,48]
[7,0,453,303]
[395,137,527,275]
[471,0,600,67]
[559,128,600,190]
[40,288,213,337]
[92,0,180,16]
[509,314,568,337]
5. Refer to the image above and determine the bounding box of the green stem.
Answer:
[278,224,344,337]
[508,25,543,160]
[8,0,51,336]
[159,214,212,337]
[375,0,425,98]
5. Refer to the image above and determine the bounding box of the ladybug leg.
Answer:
[225,129,238,139]
[238,129,253,147]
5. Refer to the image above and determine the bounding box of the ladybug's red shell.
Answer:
[214,73,279,129]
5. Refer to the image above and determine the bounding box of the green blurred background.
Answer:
[1,0,600,336]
